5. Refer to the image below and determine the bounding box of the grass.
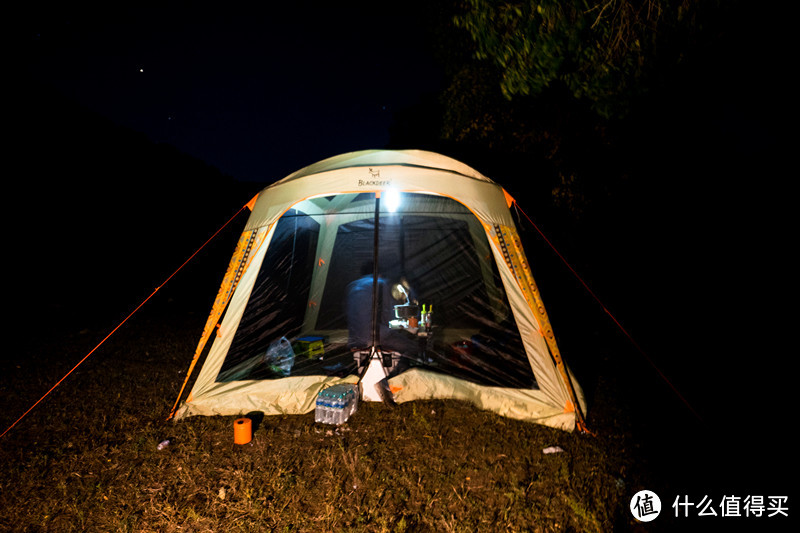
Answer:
[1,302,653,532]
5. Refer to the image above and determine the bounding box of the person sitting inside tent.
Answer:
[345,261,419,362]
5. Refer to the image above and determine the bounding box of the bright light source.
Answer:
[384,188,401,213]
[394,283,409,304]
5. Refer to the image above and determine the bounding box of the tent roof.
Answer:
[244,149,510,232]
[273,149,495,186]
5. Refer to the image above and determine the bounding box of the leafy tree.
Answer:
[453,0,711,119]
[411,0,728,219]
[394,0,738,219]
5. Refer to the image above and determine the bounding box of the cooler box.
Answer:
[295,336,325,359]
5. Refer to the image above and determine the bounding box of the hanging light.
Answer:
[384,188,401,213]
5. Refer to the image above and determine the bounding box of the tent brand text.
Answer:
[358,179,392,187]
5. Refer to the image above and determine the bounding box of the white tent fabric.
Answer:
[174,150,586,431]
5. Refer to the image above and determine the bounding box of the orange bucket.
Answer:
[234,417,252,445]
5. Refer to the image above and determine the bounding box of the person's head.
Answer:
[360,260,374,276]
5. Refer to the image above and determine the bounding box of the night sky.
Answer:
[16,2,443,183]
[9,2,450,316]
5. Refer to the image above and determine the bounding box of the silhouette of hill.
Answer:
[9,78,264,330]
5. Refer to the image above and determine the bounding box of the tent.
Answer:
[172,149,587,431]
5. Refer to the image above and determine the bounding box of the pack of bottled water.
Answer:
[315,383,359,425]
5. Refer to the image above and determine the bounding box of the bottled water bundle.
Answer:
[315,384,359,425]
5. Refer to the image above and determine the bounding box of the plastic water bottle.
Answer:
[336,391,347,424]
[315,393,328,423]
[333,400,341,424]
[325,395,333,424]
[324,392,335,424]
[348,388,357,417]
[323,394,332,424]
[340,390,348,423]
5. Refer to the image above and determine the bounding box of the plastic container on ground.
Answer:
[315,384,359,425]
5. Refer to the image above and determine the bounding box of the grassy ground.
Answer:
[0,299,726,532]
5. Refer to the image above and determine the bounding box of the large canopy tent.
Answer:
[171,150,587,431]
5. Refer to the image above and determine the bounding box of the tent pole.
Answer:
[371,193,381,351]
